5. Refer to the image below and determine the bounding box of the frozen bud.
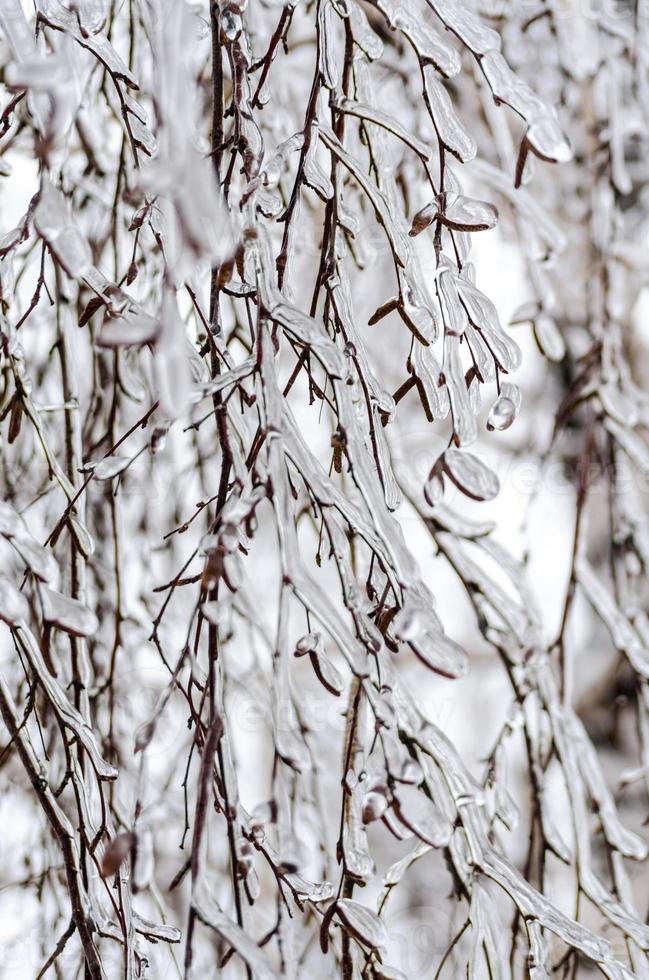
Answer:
[362,786,389,823]
[101,832,134,878]
[236,839,255,877]
[409,200,437,237]
[294,632,323,657]
[295,632,344,696]
[135,721,156,753]
[276,837,308,874]
[250,799,276,833]
[150,423,170,454]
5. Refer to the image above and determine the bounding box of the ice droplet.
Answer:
[487,395,516,431]
[487,384,521,432]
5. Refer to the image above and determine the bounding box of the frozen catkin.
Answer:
[0,1,647,978]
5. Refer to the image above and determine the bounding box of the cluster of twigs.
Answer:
[1,0,649,977]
